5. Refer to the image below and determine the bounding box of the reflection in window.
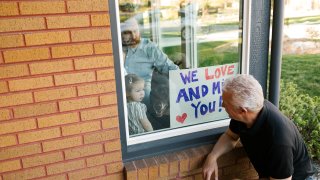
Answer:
[119,0,242,138]
[282,0,320,97]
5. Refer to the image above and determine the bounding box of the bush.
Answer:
[279,81,320,160]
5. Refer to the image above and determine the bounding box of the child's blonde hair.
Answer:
[125,74,144,94]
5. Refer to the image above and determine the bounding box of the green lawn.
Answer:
[162,41,239,67]
[284,15,320,25]
[281,54,320,97]
[162,42,320,97]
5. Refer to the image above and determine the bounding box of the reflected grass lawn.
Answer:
[163,41,238,67]
[282,54,320,97]
[163,41,320,97]
[285,15,320,25]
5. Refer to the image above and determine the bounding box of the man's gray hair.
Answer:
[222,74,264,112]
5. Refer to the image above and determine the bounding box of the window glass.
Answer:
[119,0,243,143]
[282,1,320,97]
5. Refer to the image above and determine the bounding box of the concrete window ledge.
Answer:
[124,144,258,180]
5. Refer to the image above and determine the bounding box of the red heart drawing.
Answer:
[176,113,187,123]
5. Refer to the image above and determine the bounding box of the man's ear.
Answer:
[239,107,248,114]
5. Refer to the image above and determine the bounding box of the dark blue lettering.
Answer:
[200,104,208,115]
[191,70,198,82]
[176,89,189,103]
[188,86,200,101]
[209,101,216,113]
[202,85,208,97]
[191,101,201,118]
[212,81,221,94]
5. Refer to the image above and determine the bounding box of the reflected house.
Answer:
[120,6,201,42]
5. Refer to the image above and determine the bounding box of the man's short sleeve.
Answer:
[268,145,294,179]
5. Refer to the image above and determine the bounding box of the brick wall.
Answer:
[0,0,122,179]
[0,0,258,179]
[125,145,258,180]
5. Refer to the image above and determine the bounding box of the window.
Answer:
[109,0,252,161]
[281,1,320,97]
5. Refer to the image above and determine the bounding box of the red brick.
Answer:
[19,1,65,15]
[42,136,82,152]
[0,108,11,121]
[74,55,113,70]
[104,139,121,152]
[0,2,19,16]
[0,81,8,94]
[0,159,21,173]
[59,96,99,112]
[0,17,45,33]
[8,76,54,91]
[29,60,73,75]
[18,127,61,144]
[0,135,16,147]
[68,165,106,180]
[2,166,45,180]
[47,15,90,29]
[100,93,118,105]
[176,151,189,172]
[84,129,119,144]
[22,152,63,168]
[0,118,36,135]
[34,87,77,102]
[0,34,24,48]
[64,144,103,160]
[51,43,93,58]
[80,107,117,121]
[0,92,33,108]
[91,14,110,26]
[155,155,169,177]
[0,64,29,79]
[61,121,101,136]
[0,143,41,161]
[67,0,108,12]
[77,82,114,96]
[13,102,57,118]
[97,69,115,81]
[94,42,113,54]
[125,162,137,180]
[54,71,95,86]
[3,47,49,63]
[37,112,79,128]
[71,28,111,42]
[86,151,122,167]
[106,162,123,173]
[102,117,119,129]
[47,159,85,175]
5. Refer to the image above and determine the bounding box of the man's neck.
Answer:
[245,108,262,128]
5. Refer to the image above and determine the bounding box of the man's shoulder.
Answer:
[139,38,157,48]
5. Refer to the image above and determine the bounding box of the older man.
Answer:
[202,74,315,180]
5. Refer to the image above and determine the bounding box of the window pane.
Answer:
[119,0,242,141]
[282,1,320,97]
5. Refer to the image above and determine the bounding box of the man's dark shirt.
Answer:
[229,100,315,179]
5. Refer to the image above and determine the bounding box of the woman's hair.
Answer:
[222,74,264,112]
[125,74,144,94]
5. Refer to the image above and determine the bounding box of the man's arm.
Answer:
[202,128,240,180]
[147,41,179,72]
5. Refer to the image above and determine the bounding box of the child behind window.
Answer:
[125,74,153,135]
